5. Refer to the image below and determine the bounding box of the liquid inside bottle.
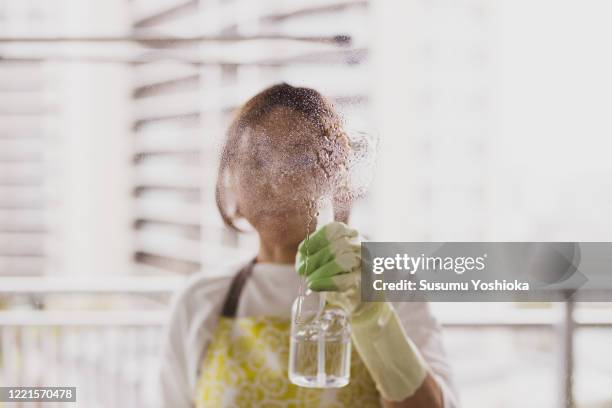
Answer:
[289,303,351,388]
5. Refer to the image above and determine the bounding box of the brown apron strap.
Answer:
[221,258,257,318]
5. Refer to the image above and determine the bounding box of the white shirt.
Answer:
[159,261,459,407]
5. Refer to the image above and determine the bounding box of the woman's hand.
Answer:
[296,222,442,406]
[296,222,362,313]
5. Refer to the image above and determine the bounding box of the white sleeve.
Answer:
[158,274,232,408]
[392,301,460,408]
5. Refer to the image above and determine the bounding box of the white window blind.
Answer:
[0,0,52,276]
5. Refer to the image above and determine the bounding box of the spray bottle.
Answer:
[288,200,352,388]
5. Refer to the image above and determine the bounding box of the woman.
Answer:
[159,84,458,407]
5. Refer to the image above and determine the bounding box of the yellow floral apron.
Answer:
[195,260,381,408]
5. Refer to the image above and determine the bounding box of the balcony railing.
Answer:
[0,276,184,408]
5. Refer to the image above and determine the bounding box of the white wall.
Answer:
[370,0,612,242]
[49,0,133,276]
[496,0,612,241]
[370,0,496,241]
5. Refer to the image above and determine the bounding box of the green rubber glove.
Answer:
[296,222,428,402]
